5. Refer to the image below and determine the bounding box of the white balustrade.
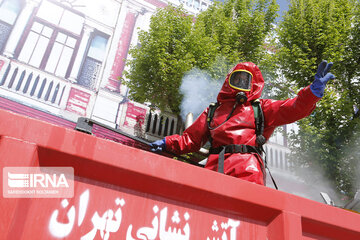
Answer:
[0,57,72,110]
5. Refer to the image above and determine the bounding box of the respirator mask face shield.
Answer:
[229,70,252,91]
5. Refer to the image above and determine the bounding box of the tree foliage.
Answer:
[124,6,195,114]
[277,0,360,196]
[124,1,278,114]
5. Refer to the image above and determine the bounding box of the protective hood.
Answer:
[217,62,264,103]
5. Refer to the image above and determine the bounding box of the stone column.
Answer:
[3,0,40,58]
[68,25,94,82]
[105,5,140,92]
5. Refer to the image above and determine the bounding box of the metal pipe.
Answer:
[185,112,193,129]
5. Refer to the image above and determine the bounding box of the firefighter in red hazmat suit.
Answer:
[150,61,335,185]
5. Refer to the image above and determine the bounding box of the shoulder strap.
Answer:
[207,102,219,128]
[251,99,266,147]
[207,102,219,145]
[252,99,260,118]
[251,100,278,189]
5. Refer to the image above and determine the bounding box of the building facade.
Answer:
[0,0,211,135]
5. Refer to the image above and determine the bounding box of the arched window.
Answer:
[279,151,283,169]
[164,118,169,136]
[158,116,164,135]
[284,152,288,171]
[170,119,175,135]
[78,33,109,89]
[152,115,158,134]
[146,112,152,132]
[285,153,290,170]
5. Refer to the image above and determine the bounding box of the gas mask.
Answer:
[229,70,252,91]
[236,92,248,104]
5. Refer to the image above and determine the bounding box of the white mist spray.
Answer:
[293,162,342,204]
[180,68,223,121]
[340,123,360,208]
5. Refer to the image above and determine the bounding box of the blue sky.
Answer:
[278,0,289,13]
[277,0,289,21]
[213,0,290,21]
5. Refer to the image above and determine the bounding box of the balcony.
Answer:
[0,55,95,121]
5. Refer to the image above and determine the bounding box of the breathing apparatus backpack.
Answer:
[206,99,265,148]
[206,99,278,189]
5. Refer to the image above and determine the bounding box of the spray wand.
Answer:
[74,117,204,167]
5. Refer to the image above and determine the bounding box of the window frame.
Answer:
[14,2,82,79]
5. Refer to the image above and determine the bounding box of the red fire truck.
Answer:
[1,97,360,239]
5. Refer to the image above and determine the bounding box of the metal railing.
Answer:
[145,111,179,138]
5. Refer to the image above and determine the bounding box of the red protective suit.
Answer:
[166,62,320,185]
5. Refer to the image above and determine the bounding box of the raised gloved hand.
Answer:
[310,60,335,98]
[150,138,166,152]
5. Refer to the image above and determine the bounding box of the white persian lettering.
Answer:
[206,219,240,240]
[81,198,125,240]
[159,207,190,240]
[48,199,76,238]
[126,205,159,240]
[127,206,190,240]
[49,189,89,238]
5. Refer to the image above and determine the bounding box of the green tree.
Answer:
[124,6,196,114]
[277,0,360,196]
[124,1,278,115]
[193,0,279,77]
[341,0,360,105]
